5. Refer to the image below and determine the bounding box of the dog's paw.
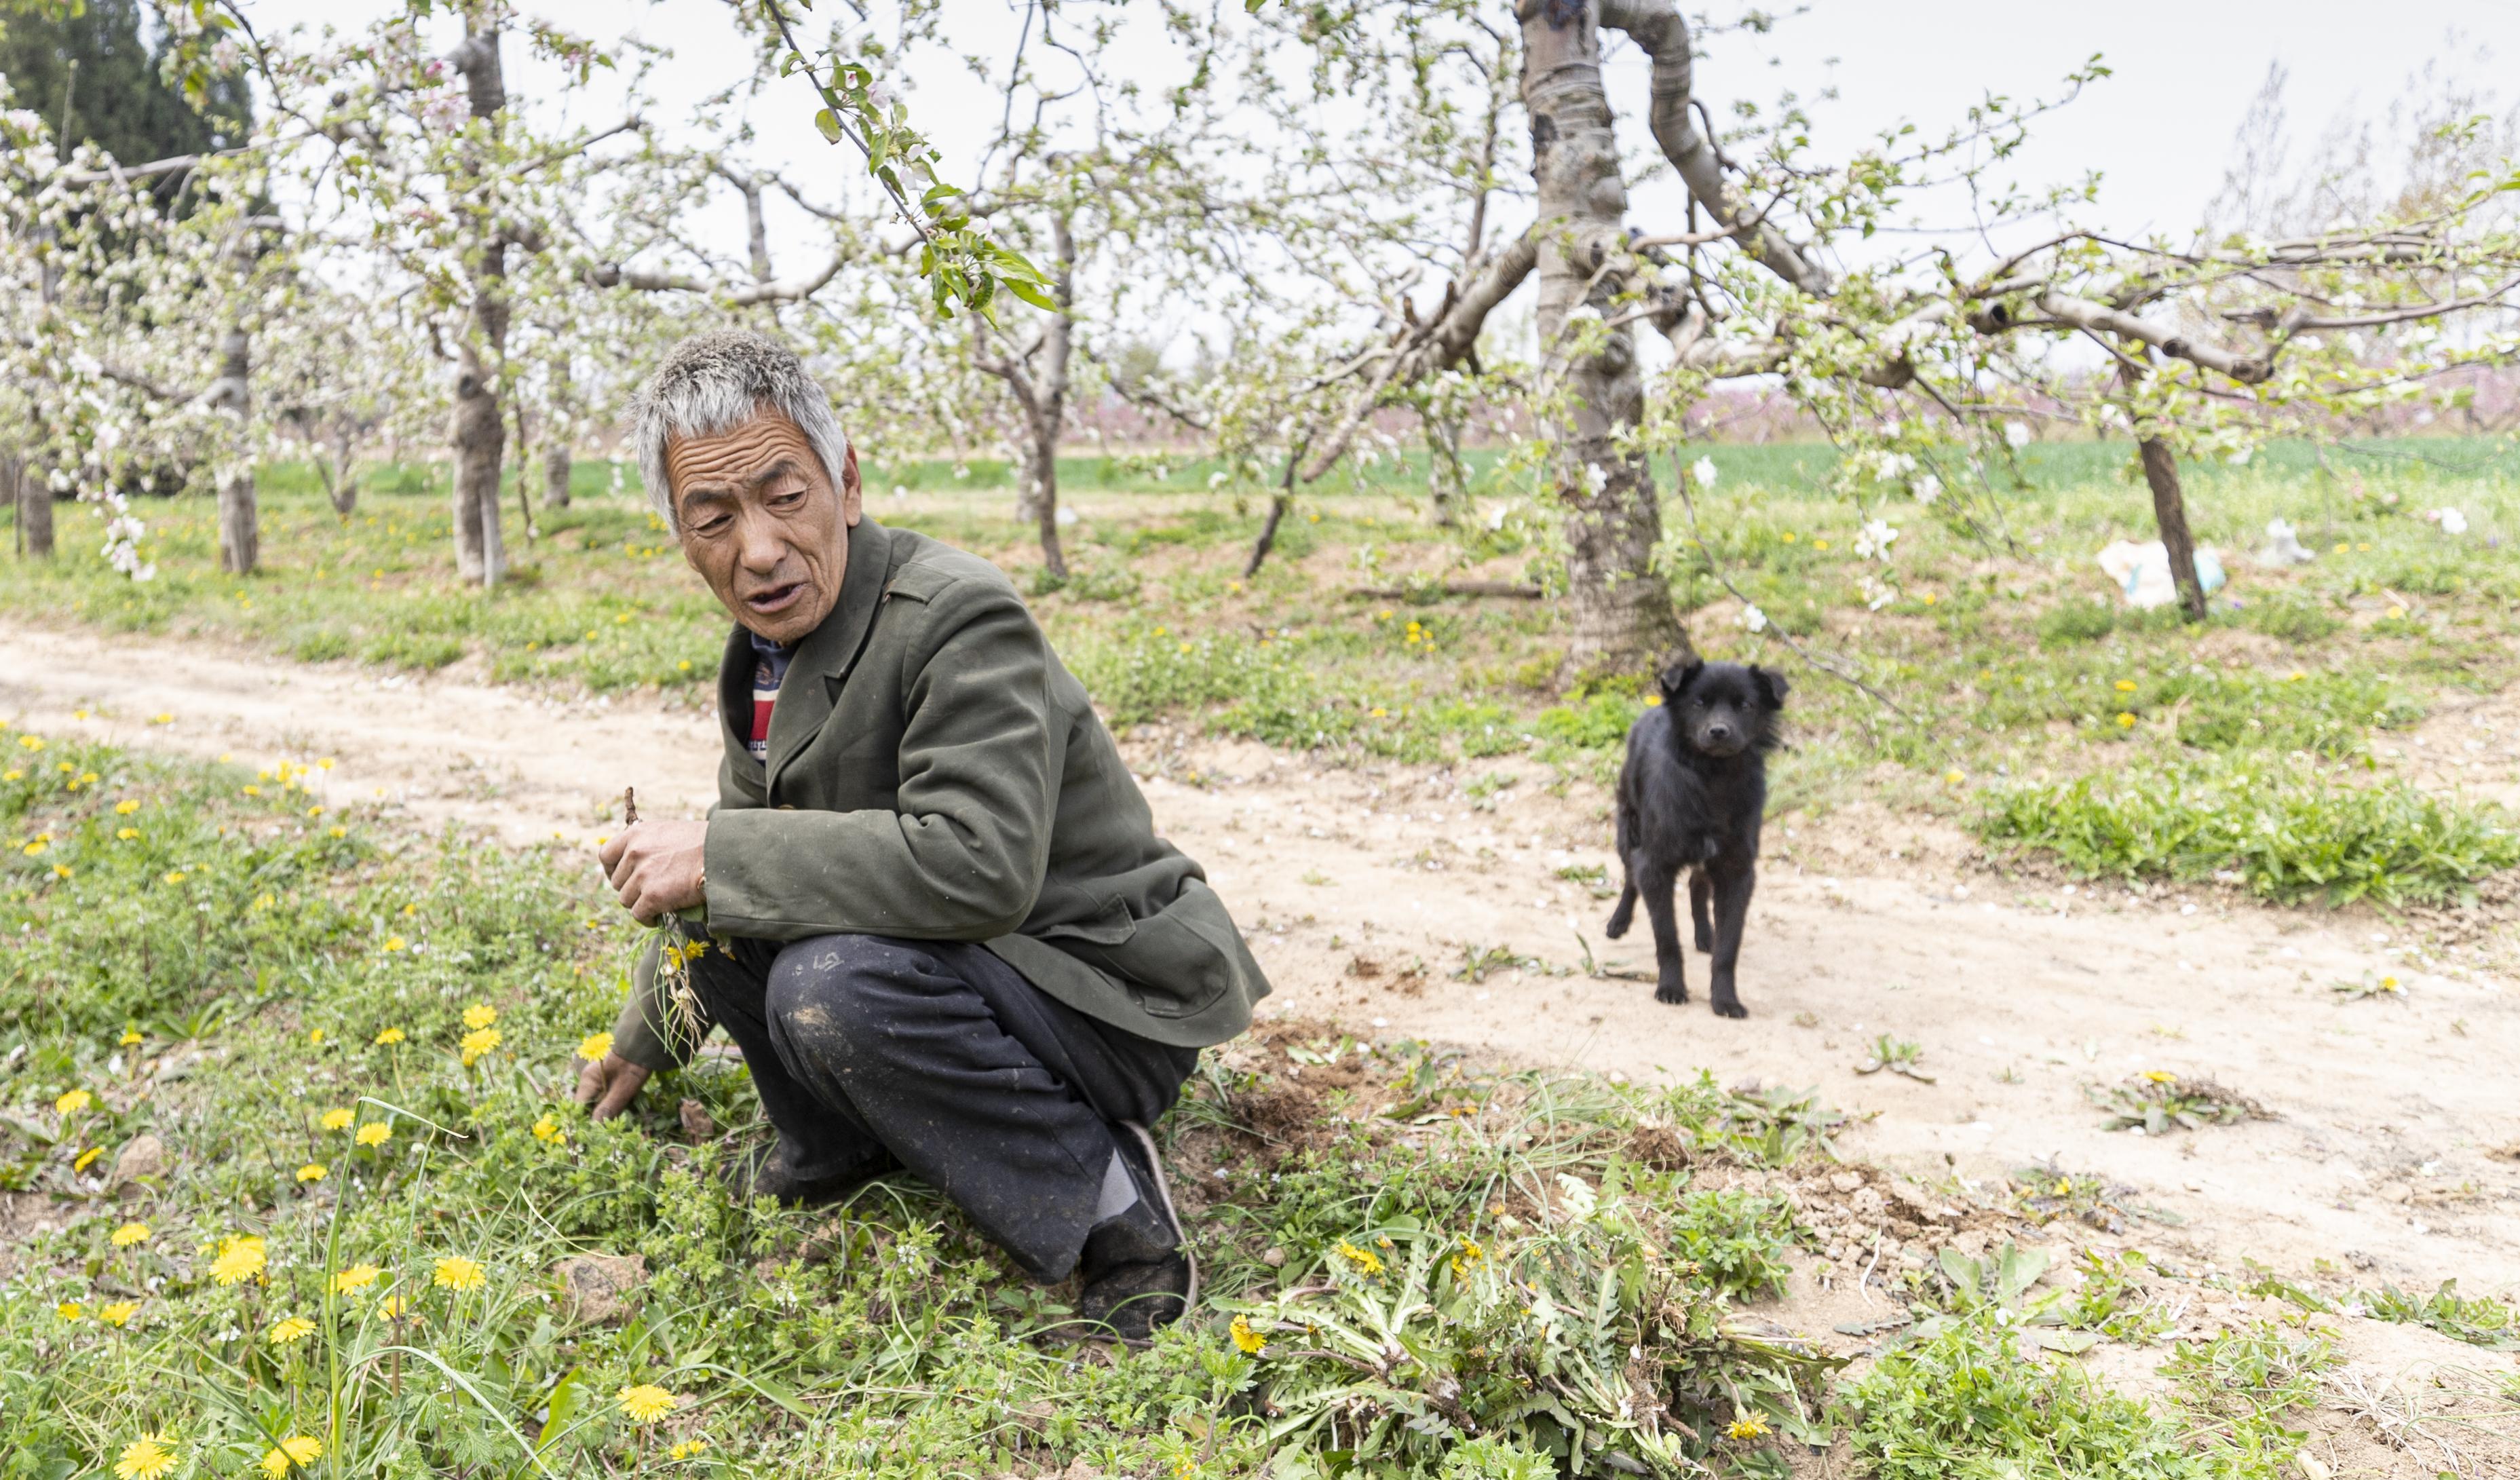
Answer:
[1711,996,1749,1020]
[1654,980,1690,1006]
[1692,928,1713,952]
[1604,915,1630,940]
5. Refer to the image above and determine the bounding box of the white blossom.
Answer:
[1690,455,1717,490]
[1739,603,1768,633]
[2003,420,2031,449]
[2437,507,2469,535]
[1854,518,1899,561]
[1913,474,1941,505]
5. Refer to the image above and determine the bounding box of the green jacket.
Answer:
[611,518,1269,1069]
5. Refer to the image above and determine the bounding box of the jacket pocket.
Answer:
[1031,896,1138,947]
[1110,880,1240,1020]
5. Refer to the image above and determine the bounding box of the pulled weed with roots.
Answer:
[2090,1072,2270,1135]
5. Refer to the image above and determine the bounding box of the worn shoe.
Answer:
[1077,1121,1197,1340]
[721,1137,889,1208]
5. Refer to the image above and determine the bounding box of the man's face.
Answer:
[666,410,862,645]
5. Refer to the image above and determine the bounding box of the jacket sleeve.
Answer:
[698,582,1061,942]
[609,934,717,1072]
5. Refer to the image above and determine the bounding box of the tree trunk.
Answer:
[1024,417,1066,579]
[18,461,53,558]
[1425,417,1466,528]
[1033,210,1075,576]
[1244,451,1303,579]
[208,326,257,575]
[452,342,505,586]
[1521,0,1687,677]
[2137,436,2209,622]
[448,8,509,588]
[326,424,359,516]
[543,440,571,510]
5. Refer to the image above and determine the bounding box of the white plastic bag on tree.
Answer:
[2097,539,2226,609]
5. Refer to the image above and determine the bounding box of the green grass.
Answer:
[1977,752,2520,905]
[3,434,2517,894]
[0,735,1895,1477]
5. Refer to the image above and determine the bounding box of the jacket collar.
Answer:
[761,517,898,792]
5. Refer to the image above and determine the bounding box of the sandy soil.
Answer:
[3,615,2515,1441]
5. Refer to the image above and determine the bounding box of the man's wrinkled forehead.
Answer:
[666,412,822,504]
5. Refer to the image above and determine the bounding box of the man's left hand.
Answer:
[600,818,709,924]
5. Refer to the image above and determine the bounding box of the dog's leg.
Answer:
[1635,862,1689,1005]
[1688,868,1713,952]
[1604,875,1637,939]
[1705,860,1757,1019]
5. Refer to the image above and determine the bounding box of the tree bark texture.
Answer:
[542,354,572,508]
[978,208,1074,579]
[2137,436,2209,622]
[208,327,256,575]
[18,459,54,558]
[448,8,508,588]
[324,424,359,516]
[1520,0,1687,676]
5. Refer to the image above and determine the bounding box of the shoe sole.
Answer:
[1118,1120,1198,1316]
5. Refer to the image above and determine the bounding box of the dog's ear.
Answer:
[1751,664,1791,708]
[1658,658,1704,702]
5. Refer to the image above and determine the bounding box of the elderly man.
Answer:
[578,329,1268,1337]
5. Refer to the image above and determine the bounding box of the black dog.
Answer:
[1603,659,1787,1017]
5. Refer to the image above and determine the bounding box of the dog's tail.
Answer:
[1604,879,1637,938]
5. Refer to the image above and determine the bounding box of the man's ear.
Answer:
[839,440,864,527]
[1751,664,1791,708]
[1658,658,1704,702]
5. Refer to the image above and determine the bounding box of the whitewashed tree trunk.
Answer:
[208,327,258,575]
[448,10,509,588]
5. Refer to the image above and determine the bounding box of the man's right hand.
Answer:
[575,1052,652,1120]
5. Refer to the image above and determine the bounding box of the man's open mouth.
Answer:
[745,582,803,615]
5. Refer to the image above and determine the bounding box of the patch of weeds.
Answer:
[2361,1280,2519,1350]
[1668,1188,1799,1301]
[1978,753,2520,905]
[1847,1318,2228,1479]
[2038,598,2118,647]
[2240,594,2341,643]
[1464,770,1519,810]
[1452,943,1546,983]
[2064,1249,2173,1343]
[2091,1072,2268,1135]
[2162,1321,2337,1462]
[2014,1164,2138,1233]
[2329,970,2408,1000]
[1236,1172,1839,1476]
[1854,1034,1934,1082]
[358,628,467,670]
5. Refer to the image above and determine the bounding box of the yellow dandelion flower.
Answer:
[1369,706,1388,719]
[668,1438,710,1460]
[119,1027,142,1045]
[242,785,261,797]
[2143,1070,2176,1084]
[355,1122,391,1147]
[1229,1314,1265,1354]
[3,769,20,780]
[381,935,406,952]
[432,1255,485,1292]
[461,1004,497,1031]
[374,1027,405,1046]
[55,1088,92,1116]
[297,1163,327,1183]
[16,736,40,751]
[328,826,347,838]
[332,1263,381,1295]
[2379,976,2401,991]
[99,1300,140,1327]
[211,1234,267,1285]
[1333,1240,1384,1276]
[57,1301,83,1321]
[577,1031,614,1062]
[531,1114,565,1145]
[111,1221,151,1248]
[459,1027,501,1065]
[377,1295,409,1319]
[2114,679,2137,692]
[267,1315,316,1346]
[2115,712,2137,728]
[616,1384,676,1423]
[161,870,187,885]
[115,1435,177,1480]
[1726,1415,1769,1441]
[75,1145,104,1173]
[320,1107,354,1131]
[117,827,139,841]
[258,1435,322,1477]
[115,799,140,815]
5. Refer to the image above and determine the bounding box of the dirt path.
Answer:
[3,617,2515,1302]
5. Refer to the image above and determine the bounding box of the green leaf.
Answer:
[1002,276,1058,311]
[537,1367,584,1451]
[812,109,842,144]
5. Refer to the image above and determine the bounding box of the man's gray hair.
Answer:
[629,329,850,529]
